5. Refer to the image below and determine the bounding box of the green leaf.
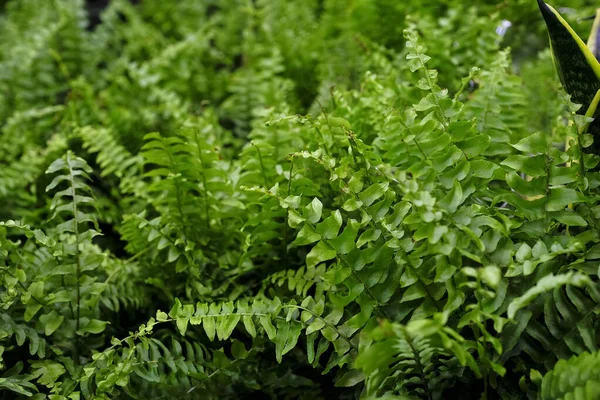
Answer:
[587,9,600,61]
[356,228,381,248]
[552,211,588,226]
[293,224,321,246]
[288,209,305,228]
[0,378,36,397]
[506,172,546,197]
[133,365,161,383]
[275,320,302,363]
[501,155,547,177]
[480,266,502,288]
[316,210,343,239]
[216,302,240,340]
[28,281,44,299]
[231,340,249,359]
[587,243,600,259]
[77,319,109,335]
[335,369,364,387]
[156,310,169,322]
[541,351,600,399]
[39,311,64,336]
[342,197,363,212]
[329,219,360,254]
[259,316,277,341]
[400,285,426,303]
[305,198,323,224]
[243,315,257,337]
[471,160,499,179]
[439,180,463,213]
[547,188,586,211]
[175,303,194,335]
[169,298,183,319]
[431,145,462,172]
[200,303,218,340]
[25,303,43,322]
[459,135,490,158]
[306,241,337,268]
[512,131,550,154]
[358,183,388,207]
[30,360,66,388]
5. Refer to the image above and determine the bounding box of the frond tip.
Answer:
[45,151,101,239]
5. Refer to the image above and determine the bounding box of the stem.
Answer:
[543,152,551,223]
[194,130,211,230]
[283,159,295,268]
[453,76,471,101]
[161,135,188,242]
[413,138,428,158]
[577,132,586,182]
[314,100,333,156]
[67,153,82,363]
[404,328,433,400]
[252,142,270,188]
[416,52,448,130]
[311,123,331,157]
[477,66,499,133]
[472,323,489,400]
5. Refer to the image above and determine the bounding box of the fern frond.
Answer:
[540,350,600,400]
[356,316,478,398]
[503,273,600,369]
[101,258,149,313]
[141,131,204,249]
[264,264,328,299]
[0,361,39,397]
[44,151,109,352]
[462,49,527,156]
[78,126,145,197]
[0,313,47,366]
[46,151,101,241]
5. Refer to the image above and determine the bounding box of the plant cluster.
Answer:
[1,0,600,399]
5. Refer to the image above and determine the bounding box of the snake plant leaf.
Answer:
[537,0,600,112]
[587,9,600,61]
[538,0,600,155]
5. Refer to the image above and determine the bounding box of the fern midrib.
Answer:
[417,52,448,131]
[252,142,270,188]
[404,329,433,400]
[163,137,188,239]
[477,66,499,132]
[193,130,211,230]
[67,152,82,363]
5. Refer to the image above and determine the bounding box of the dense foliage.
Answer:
[2,0,600,398]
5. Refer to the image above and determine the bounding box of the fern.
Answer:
[462,49,527,157]
[540,350,600,400]
[503,273,599,370]
[101,258,149,313]
[1,0,600,398]
[356,316,478,399]
[78,125,145,197]
[44,151,109,358]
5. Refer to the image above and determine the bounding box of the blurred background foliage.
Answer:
[1,0,599,148]
[0,0,597,138]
